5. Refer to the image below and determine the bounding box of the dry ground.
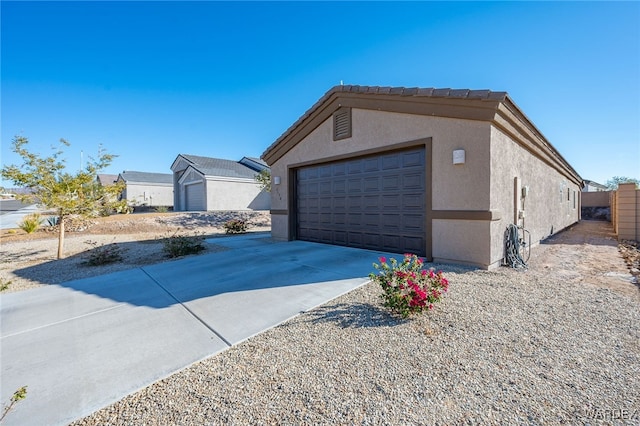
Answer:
[0,211,270,293]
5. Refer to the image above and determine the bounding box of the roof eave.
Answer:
[262,85,504,165]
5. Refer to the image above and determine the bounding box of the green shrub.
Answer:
[18,213,42,234]
[154,206,169,213]
[223,219,247,234]
[162,232,205,258]
[83,240,125,266]
[0,277,12,292]
[0,386,27,423]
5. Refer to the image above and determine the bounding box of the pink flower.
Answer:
[379,256,386,263]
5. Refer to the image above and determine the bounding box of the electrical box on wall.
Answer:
[522,186,529,198]
[453,149,465,165]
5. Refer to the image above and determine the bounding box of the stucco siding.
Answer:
[205,179,270,211]
[432,219,492,267]
[488,126,580,265]
[124,183,173,207]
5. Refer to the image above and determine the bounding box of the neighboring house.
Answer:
[582,180,608,192]
[117,171,174,208]
[96,174,118,187]
[171,155,270,211]
[262,85,583,269]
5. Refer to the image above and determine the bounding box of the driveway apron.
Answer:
[0,235,390,425]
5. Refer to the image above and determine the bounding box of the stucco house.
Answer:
[117,171,174,208]
[171,154,270,211]
[262,85,583,269]
[582,180,608,192]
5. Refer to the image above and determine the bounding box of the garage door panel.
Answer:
[348,160,363,174]
[404,172,423,189]
[348,179,362,193]
[404,236,426,253]
[319,165,332,178]
[382,175,401,191]
[364,195,379,209]
[404,214,425,230]
[402,150,423,167]
[334,231,347,245]
[364,158,379,172]
[333,163,346,176]
[382,154,401,170]
[403,193,424,209]
[296,147,426,256]
[319,181,332,194]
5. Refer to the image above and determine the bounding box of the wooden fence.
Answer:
[612,183,640,242]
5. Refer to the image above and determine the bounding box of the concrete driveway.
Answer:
[0,201,42,230]
[0,234,394,425]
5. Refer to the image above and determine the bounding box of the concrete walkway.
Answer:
[0,234,393,425]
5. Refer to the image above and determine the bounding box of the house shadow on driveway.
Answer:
[10,234,391,310]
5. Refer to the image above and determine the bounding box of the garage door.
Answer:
[185,182,205,211]
[296,147,426,256]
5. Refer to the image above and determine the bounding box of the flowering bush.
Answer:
[369,253,449,318]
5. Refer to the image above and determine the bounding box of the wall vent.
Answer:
[333,107,352,141]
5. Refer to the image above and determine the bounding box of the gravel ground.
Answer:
[0,211,270,293]
[72,221,640,425]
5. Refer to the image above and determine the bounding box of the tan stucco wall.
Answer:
[205,179,270,211]
[582,191,611,207]
[488,126,580,266]
[123,183,174,207]
[432,219,492,267]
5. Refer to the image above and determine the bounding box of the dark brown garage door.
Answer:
[296,147,426,256]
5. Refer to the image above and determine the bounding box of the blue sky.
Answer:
[2,1,639,187]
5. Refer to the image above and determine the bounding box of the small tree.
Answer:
[1,136,124,259]
[606,176,639,190]
[254,169,271,192]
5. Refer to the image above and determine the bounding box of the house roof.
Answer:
[583,180,607,189]
[96,174,118,186]
[118,171,173,184]
[178,154,267,179]
[262,84,582,186]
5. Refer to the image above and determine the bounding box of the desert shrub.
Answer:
[45,216,59,227]
[113,200,133,214]
[83,240,126,266]
[162,232,205,258]
[223,219,247,234]
[0,277,12,292]
[369,254,449,318]
[18,213,42,234]
[154,206,169,213]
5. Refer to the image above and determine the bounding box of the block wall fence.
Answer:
[612,183,640,242]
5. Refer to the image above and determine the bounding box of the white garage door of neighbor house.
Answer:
[295,147,427,256]
[185,183,205,211]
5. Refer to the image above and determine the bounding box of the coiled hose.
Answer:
[504,223,529,269]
